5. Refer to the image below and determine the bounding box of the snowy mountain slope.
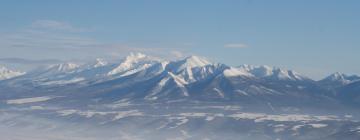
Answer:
[337,80,360,106]
[238,65,309,81]
[165,56,212,73]
[144,71,191,101]
[0,65,25,80]
[107,53,162,76]
[223,67,253,78]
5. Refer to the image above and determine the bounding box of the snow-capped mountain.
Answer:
[0,65,25,80]
[33,62,81,77]
[320,72,360,87]
[8,53,163,86]
[107,53,162,76]
[0,53,358,105]
[93,58,108,68]
[163,56,228,85]
[15,62,83,85]
[237,65,309,81]
[166,55,212,73]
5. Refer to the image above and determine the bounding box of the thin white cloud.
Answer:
[32,20,88,32]
[0,20,98,49]
[170,51,184,58]
[0,20,189,61]
[106,44,189,60]
[1,29,99,49]
[224,43,248,48]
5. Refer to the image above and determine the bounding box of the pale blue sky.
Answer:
[0,0,359,79]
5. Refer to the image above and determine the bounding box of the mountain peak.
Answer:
[321,72,360,85]
[166,55,212,73]
[237,65,307,81]
[107,53,161,76]
[183,55,211,67]
[329,72,345,79]
[93,58,108,68]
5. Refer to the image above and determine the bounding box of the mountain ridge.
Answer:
[0,53,358,107]
[1,53,357,83]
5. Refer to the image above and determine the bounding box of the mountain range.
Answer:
[0,53,360,140]
[1,53,359,106]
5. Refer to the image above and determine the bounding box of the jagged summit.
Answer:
[236,65,308,81]
[93,58,108,68]
[107,53,162,76]
[166,55,212,73]
[325,72,346,81]
[182,55,212,68]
